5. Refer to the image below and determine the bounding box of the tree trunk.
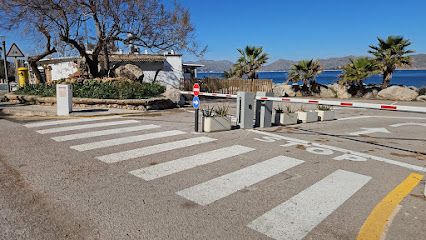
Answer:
[102,42,111,77]
[86,57,100,78]
[29,61,43,84]
[28,48,57,84]
[382,71,392,89]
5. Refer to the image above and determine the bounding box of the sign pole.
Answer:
[192,83,201,132]
[14,57,18,89]
[195,108,199,132]
[1,39,8,92]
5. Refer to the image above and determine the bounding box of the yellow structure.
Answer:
[18,67,29,87]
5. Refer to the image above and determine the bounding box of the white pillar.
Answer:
[56,84,73,116]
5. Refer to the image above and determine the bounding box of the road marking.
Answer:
[130,145,255,181]
[348,127,390,136]
[96,136,216,163]
[176,156,304,206]
[36,120,139,134]
[248,169,371,240]
[389,122,426,127]
[24,116,121,128]
[251,130,426,173]
[338,115,426,121]
[51,124,160,142]
[70,130,186,151]
[357,173,424,240]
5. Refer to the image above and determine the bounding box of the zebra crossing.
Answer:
[25,116,374,240]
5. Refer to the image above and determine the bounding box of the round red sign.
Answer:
[193,83,200,96]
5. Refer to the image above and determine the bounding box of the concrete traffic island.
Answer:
[3,93,177,112]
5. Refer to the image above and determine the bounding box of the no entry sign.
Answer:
[193,83,200,96]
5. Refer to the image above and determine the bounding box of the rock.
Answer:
[273,84,296,97]
[315,86,336,98]
[377,86,419,101]
[162,86,186,106]
[329,84,351,99]
[362,89,379,99]
[114,64,144,81]
[416,95,426,102]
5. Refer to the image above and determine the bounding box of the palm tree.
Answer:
[339,57,378,88]
[287,59,322,94]
[233,46,268,80]
[368,36,413,89]
[224,68,242,78]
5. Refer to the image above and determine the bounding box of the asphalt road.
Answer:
[0,104,425,240]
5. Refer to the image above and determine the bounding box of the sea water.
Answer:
[198,70,426,88]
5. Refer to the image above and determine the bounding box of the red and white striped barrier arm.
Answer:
[255,96,426,113]
[180,91,426,113]
[180,91,237,98]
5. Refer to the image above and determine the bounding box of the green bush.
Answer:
[14,80,166,99]
[14,84,56,97]
[419,87,426,96]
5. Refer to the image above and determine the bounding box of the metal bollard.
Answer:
[236,92,255,129]
[255,92,273,128]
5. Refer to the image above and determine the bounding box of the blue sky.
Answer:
[2,0,426,62]
[180,0,426,61]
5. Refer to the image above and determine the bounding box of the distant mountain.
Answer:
[186,60,233,72]
[192,54,426,72]
[261,59,295,71]
[412,54,426,69]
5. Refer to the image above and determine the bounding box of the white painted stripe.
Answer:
[36,120,139,134]
[130,145,255,181]
[176,156,304,206]
[71,130,186,151]
[247,169,371,240]
[96,136,216,163]
[389,122,426,127]
[338,115,426,121]
[51,124,160,142]
[24,116,121,128]
[251,130,426,173]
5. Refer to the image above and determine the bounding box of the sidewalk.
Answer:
[0,102,144,117]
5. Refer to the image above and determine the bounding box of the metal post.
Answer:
[236,92,255,129]
[194,109,199,132]
[255,92,273,128]
[14,57,18,89]
[1,39,9,92]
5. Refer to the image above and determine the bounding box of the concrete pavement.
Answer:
[0,104,425,240]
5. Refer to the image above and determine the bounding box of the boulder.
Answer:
[272,84,296,97]
[329,83,352,99]
[114,64,144,81]
[162,86,186,106]
[416,95,426,102]
[377,86,419,101]
[315,86,336,98]
[362,88,379,99]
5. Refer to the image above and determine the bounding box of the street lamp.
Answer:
[0,36,9,92]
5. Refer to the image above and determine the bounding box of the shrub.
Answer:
[14,84,56,97]
[419,87,426,96]
[13,80,166,99]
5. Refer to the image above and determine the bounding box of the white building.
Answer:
[38,53,201,89]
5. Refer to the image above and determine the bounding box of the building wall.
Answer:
[139,55,183,88]
[42,54,183,88]
[50,61,79,81]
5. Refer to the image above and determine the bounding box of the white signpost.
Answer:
[56,84,73,116]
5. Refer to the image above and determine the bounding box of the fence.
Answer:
[181,78,273,94]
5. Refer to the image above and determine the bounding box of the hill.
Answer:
[186,60,233,72]
[192,54,426,72]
